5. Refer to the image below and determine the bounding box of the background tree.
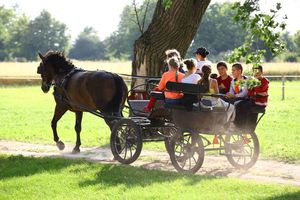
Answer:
[187,2,247,61]
[0,6,28,61]
[69,27,105,60]
[104,0,156,60]
[20,10,70,60]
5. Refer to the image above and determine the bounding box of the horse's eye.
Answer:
[37,66,42,74]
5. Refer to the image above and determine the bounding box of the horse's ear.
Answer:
[38,52,45,62]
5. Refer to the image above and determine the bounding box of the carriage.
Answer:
[110,79,265,173]
[37,52,265,174]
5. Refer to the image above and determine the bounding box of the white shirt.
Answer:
[181,73,201,84]
[196,60,212,74]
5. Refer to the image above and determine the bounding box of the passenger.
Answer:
[181,58,201,84]
[193,47,212,75]
[226,63,249,127]
[164,49,185,73]
[216,61,233,94]
[198,65,219,106]
[243,65,269,130]
[198,65,218,94]
[181,58,201,110]
[199,65,235,123]
[144,57,185,112]
[225,63,248,104]
[248,65,269,107]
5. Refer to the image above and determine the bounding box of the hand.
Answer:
[226,93,235,99]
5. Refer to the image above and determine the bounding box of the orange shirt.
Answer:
[157,70,185,99]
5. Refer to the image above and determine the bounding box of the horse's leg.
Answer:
[51,105,68,150]
[72,111,83,154]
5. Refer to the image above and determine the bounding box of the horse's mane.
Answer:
[44,51,75,74]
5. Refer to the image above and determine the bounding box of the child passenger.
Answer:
[181,58,201,84]
[193,47,212,74]
[181,59,201,110]
[216,61,232,94]
[143,57,185,112]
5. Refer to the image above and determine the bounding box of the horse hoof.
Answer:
[72,148,80,154]
[56,141,65,150]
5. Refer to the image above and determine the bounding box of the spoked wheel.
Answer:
[169,130,204,173]
[225,132,259,169]
[110,119,142,164]
[164,127,177,154]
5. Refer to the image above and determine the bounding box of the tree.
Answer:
[20,10,70,60]
[132,0,210,81]
[187,2,248,61]
[228,0,286,67]
[294,30,300,53]
[0,6,28,61]
[69,27,105,60]
[104,1,156,60]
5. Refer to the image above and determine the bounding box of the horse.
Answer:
[37,51,128,153]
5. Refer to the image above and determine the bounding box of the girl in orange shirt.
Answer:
[144,57,185,112]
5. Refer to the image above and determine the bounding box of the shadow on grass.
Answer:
[78,163,217,188]
[266,191,300,200]
[0,154,217,188]
[0,155,83,180]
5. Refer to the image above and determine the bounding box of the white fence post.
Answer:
[281,75,285,101]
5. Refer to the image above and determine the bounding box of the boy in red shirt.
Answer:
[244,65,269,131]
[216,61,232,94]
[248,65,269,107]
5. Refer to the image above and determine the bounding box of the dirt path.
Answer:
[1,140,300,186]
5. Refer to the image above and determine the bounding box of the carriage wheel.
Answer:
[169,130,204,173]
[224,132,259,169]
[164,127,177,154]
[110,119,142,164]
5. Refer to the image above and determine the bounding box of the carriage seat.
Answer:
[150,91,165,100]
[250,106,266,114]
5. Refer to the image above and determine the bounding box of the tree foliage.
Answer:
[21,10,70,60]
[69,27,105,60]
[187,2,248,61]
[228,0,286,68]
[104,0,157,60]
[0,6,29,61]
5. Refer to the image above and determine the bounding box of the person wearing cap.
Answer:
[194,47,212,75]
[216,61,233,94]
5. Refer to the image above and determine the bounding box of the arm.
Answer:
[157,73,166,91]
[235,86,248,98]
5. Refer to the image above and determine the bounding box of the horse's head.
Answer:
[37,51,74,93]
[37,52,55,93]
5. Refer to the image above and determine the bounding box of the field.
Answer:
[0,81,300,162]
[1,61,300,78]
[0,155,300,200]
[1,61,300,199]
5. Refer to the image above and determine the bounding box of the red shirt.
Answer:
[217,75,232,94]
[248,77,269,106]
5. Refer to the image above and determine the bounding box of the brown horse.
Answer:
[37,51,128,153]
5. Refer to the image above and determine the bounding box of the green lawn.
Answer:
[0,81,300,162]
[0,154,299,200]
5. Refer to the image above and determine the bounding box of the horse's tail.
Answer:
[105,73,128,116]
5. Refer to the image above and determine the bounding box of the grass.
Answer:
[0,81,300,162]
[0,154,299,200]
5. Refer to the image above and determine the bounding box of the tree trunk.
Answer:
[132,0,211,85]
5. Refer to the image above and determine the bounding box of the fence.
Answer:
[0,75,300,101]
